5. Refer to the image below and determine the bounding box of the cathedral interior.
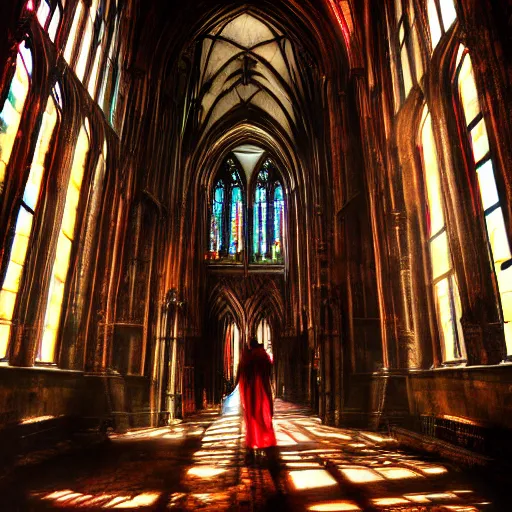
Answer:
[1,0,512,510]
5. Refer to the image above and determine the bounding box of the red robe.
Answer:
[238,346,277,449]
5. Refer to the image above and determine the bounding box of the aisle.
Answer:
[0,400,497,511]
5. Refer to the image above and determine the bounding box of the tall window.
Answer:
[0,41,32,195]
[39,119,90,363]
[0,87,60,359]
[61,0,122,126]
[388,0,426,108]
[210,180,224,256]
[208,154,285,265]
[427,0,457,50]
[208,158,244,262]
[252,159,285,264]
[420,107,465,362]
[230,178,243,257]
[454,45,512,356]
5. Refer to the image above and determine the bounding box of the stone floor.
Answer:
[0,397,505,511]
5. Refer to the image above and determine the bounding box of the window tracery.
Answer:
[453,45,512,356]
[208,154,285,265]
[419,106,465,363]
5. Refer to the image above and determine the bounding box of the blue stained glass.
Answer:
[253,185,267,258]
[210,181,224,253]
[229,186,243,255]
[273,184,284,262]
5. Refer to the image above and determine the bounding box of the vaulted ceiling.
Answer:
[196,13,300,141]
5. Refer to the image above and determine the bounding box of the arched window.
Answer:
[273,184,285,262]
[208,157,245,262]
[61,0,121,126]
[252,158,284,264]
[208,154,285,265]
[229,172,243,257]
[0,40,32,195]
[39,118,90,363]
[253,169,268,260]
[419,106,465,362]
[453,45,512,356]
[0,84,60,360]
[209,180,224,256]
[427,0,457,50]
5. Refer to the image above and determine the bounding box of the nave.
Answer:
[1,400,502,511]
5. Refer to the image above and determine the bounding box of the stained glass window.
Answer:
[428,0,457,51]
[208,154,285,265]
[209,158,244,262]
[0,90,59,359]
[253,177,268,260]
[210,180,224,255]
[229,183,243,256]
[420,107,465,362]
[0,41,32,196]
[39,119,90,363]
[252,159,285,264]
[273,184,285,262]
[454,46,512,356]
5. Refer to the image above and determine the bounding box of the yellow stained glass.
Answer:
[39,328,57,362]
[0,46,30,189]
[0,289,17,319]
[88,46,102,96]
[11,230,31,265]
[61,186,79,238]
[428,0,441,50]
[0,323,11,358]
[15,207,33,237]
[485,207,511,264]
[422,111,445,236]
[503,321,512,356]
[2,261,23,293]
[500,290,512,324]
[451,276,465,358]
[458,54,479,125]
[476,160,499,210]
[430,231,451,278]
[470,119,490,163]
[39,121,89,363]
[401,46,412,96]
[434,278,457,361]
[23,96,57,209]
[76,15,93,81]
[54,236,72,282]
[64,1,84,64]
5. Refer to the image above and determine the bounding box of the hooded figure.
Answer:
[237,336,277,451]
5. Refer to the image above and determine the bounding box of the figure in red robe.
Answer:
[237,336,277,454]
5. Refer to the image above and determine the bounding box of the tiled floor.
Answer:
[0,397,503,511]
